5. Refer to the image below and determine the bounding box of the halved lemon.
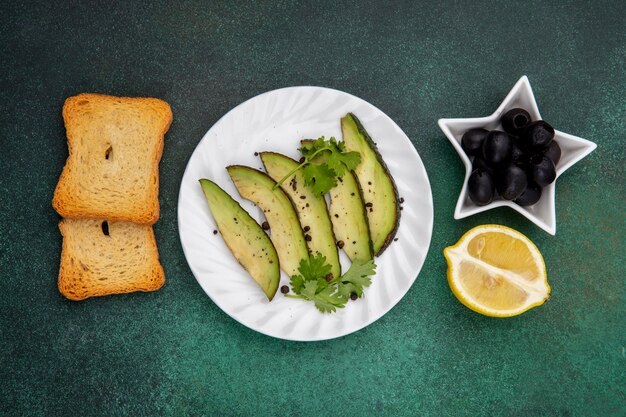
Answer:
[444,224,550,317]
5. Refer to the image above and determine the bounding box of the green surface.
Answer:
[1,1,624,416]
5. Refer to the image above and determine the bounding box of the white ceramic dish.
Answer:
[178,86,433,341]
[438,75,596,235]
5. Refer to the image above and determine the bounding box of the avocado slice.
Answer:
[341,113,400,256]
[227,165,309,277]
[260,152,341,278]
[199,179,280,300]
[301,139,373,262]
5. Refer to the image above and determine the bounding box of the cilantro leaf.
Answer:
[290,253,331,295]
[275,136,361,196]
[298,253,331,281]
[302,163,337,196]
[330,137,345,151]
[325,152,344,176]
[301,280,319,300]
[346,276,372,296]
[298,137,327,158]
[344,270,373,289]
[326,137,360,172]
[337,259,377,298]
[315,277,329,292]
[294,273,346,314]
[312,285,347,313]
[286,256,377,313]
[337,281,361,298]
[326,150,360,176]
[341,258,377,284]
[289,274,305,295]
[338,150,361,172]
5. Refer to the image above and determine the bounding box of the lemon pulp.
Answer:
[444,224,550,317]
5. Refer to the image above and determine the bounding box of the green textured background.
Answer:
[1,1,624,416]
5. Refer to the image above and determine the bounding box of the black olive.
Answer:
[482,131,513,167]
[501,108,531,135]
[467,169,495,206]
[515,182,542,206]
[543,140,561,165]
[510,144,529,167]
[519,121,554,150]
[472,156,492,172]
[530,155,556,186]
[496,165,528,200]
[461,128,489,156]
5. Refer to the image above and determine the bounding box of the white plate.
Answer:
[178,86,433,341]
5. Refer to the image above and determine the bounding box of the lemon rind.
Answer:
[444,224,551,318]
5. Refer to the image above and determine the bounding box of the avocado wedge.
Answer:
[301,139,373,262]
[199,179,280,300]
[341,113,400,256]
[328,171,374,261]
[227,165,309,277]
[260,152,341,278]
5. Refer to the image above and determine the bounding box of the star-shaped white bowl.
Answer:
[438,75,597,235]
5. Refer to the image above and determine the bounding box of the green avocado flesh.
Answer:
[260,152,341,278]
[341,113,400,256]
[199,179,280,300]
[329,171,373,261]
[227,165,309,277]
[301,139,373,262]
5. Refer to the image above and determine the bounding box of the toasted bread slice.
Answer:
[58,218,165,300]
[53,94,172,224]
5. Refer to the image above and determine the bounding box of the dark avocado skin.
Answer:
[343,113,400,256]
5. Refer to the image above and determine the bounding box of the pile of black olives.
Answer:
[461,108,561,207]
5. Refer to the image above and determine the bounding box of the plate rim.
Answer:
[177,85,434,341]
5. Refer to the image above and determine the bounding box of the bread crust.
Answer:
[58,219,165,301]
[52,93,173,224]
